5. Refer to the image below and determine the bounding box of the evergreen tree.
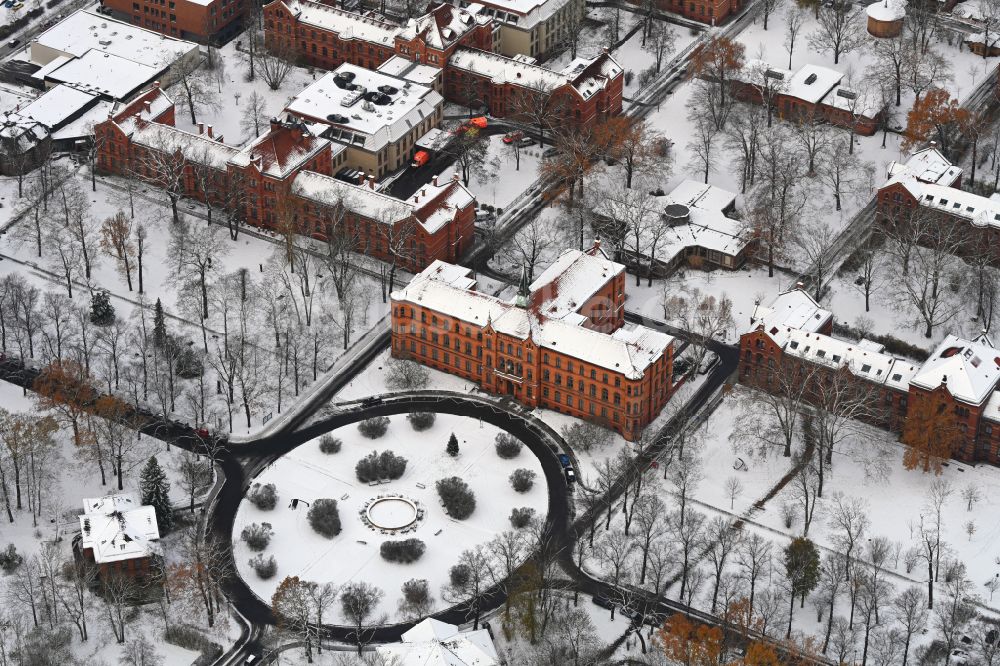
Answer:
[89,290,115,326]
[153,298,167,347]
[446,433,459,457]
[140,456,173,534]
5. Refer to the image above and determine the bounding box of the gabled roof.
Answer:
[748,287,832,344]
[886,146,962,187]
[398,3,485,50]
[528,247,622,321]
[910,333,1000,405]
[378,618,499,666]
[278,0,400,45]
[79,493,160,564]
[229,119,330,179]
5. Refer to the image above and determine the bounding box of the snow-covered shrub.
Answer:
[379,451,407,479]
[560,422,612,453]
[399,578,431,617]
[780,503,796,529]
[248,483,277,510]
[358,416,390,439]
[319,435,342,454]
[0,544,23,572]
[494,433,522,459]
[407,412,436,432]
[449,563,470,588]
[307,499,342,538]
[356,451,408,482]
[509,507,535,529]
[379,539,426,563]
[249,554,277,579]
[436,477,476,519]
[509,469,536,493]
[385,356,430,390]
[175,345,204,379]
[240,523,273,552]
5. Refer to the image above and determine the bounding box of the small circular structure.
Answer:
[866,0,905,37]
[366,496,418,531]
[663,203,690,226]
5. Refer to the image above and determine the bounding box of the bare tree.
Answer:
[705,517,742,613]
[890,221,964,338]
[240,90,268,140]
[174,57,220,125]
[810,1,866,64]
[784,6,806,68]
[670,508,706,600]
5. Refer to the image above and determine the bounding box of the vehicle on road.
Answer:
[698,351,719,374]
[592,594,614,610]
[516,136,534,148]
[557,453,571,468]
[502,131,522,144]
[410,150,430,168]
[2,1,13,8]
[10,2,22,10]
[6,39,19,48]
[565,468,576,483]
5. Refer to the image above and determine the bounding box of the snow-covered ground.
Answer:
[0,169,390,437]
[233,413,547,623]
[437,134,543,209]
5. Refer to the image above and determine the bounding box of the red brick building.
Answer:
[263,0,624,132]
[102,0,245,43]
[739,288,1000,465]
[95,86,476,271]
[73,495,161,582]
[644,0,742,25]
[875,147,1000,265]
[732,61,885,136]
[391,245,675,441]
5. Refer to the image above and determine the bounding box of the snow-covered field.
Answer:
[233,413,547,623]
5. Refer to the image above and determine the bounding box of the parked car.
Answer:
[502,131,522,144]
[698,351,719,374]
[10,2,22,10]
[557,453,571,468]
[2,1,13,8]
[475,209,493,221]
[516,136,534,148]
[565,468,576,484]
[6,39,19,49]
[592,594,614,610]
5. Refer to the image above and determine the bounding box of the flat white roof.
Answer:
[31,9,198,71]
[286,63,442,154]
[15,84,98,129]
[280,0,399,45]
[46,50,159,99]
[786,64,842,104]
[377,55,441,87]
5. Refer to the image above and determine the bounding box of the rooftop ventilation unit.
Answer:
[340,87,367,107]
[804,73,817,85]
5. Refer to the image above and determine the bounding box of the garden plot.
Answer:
[232,413,547,623]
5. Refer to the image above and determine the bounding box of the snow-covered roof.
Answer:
[528,247,622,321]
[377,618,500,666]
[399,3,487,50]
[894,176,1000,228]
[393,254,673,379]
[467,0,576,31]
[910,333,1000,405]
[278,0,400,45]
[230,119,330,179]
[46,50,159,100]
[982,390,1000,423]
[293,171,472,234]
[825,84,883,119]
[749,288,832,341]
[31,9,198,72]
[377,55,442,87]
[9,84,98,130]
[785,64,842,104]
[667,179,736,213]
[887,147,962,187]
[127,120,240,169]
[285,63,443,154]
[447,48,620,100]
[966,31,1000,48]
[866,0,905,21]
[79,494,160,564]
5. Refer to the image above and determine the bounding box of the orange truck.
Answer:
[411,151,430,168]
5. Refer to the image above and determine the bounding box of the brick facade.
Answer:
[95,86,476,272]
[391,248,675,441]
[103,0,245,43]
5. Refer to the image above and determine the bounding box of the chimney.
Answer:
[197,122,204,135]
[270,117,282,132]
[207,125,214,139]
[593,237,601,252]
[153,80,160,89]
[421,187,426,197]
[452,173,459,182]
[357,172,366,186]
[432,174,438,186]
[795,281,805,291]
[368,175,375,189]
[143,100,151,115]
